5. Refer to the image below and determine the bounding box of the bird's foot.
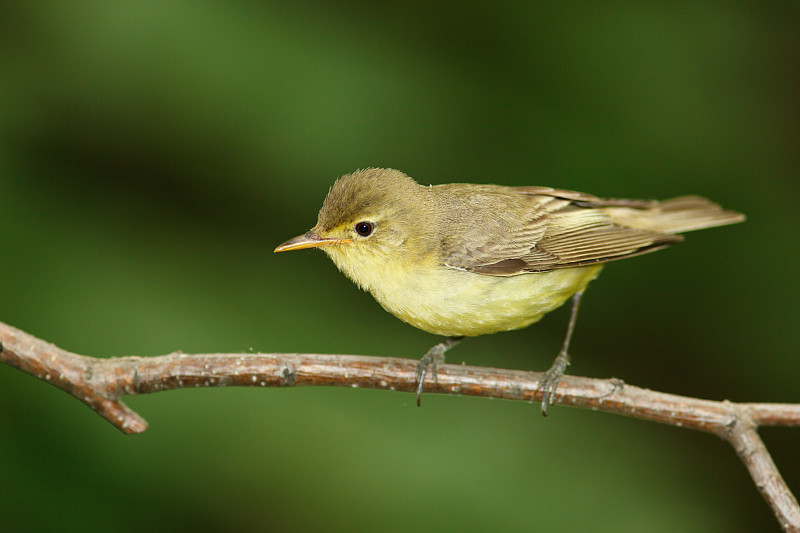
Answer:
[415,336,463,406]
[538,350,570,416]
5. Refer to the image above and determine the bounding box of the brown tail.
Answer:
[602,196,745,234]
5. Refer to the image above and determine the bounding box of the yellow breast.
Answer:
[326,243,602,337]
[377,264,602,336]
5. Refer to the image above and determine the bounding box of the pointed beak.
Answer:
[273,231,352,253]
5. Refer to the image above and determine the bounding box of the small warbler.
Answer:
[275,168,744,412]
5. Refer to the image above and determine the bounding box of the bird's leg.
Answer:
[415,336,464,406]
[539,290,584,416]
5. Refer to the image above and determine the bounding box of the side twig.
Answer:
[0,321,798,531]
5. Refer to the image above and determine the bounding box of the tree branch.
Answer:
[1,321,798,531]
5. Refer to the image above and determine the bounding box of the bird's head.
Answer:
[274,168,434,290]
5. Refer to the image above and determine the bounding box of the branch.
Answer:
[1,321,798,531]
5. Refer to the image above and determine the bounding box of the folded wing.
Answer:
[443,187,744,276]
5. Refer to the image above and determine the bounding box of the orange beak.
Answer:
[273,231,352,252]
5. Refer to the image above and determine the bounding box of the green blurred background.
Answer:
[1,2,798,531]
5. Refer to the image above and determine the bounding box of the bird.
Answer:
[274,168,744,413]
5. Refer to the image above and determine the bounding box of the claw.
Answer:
[414,336,463,406]
[538,350,570,416]
[415,355,434,406]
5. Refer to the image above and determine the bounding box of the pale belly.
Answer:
[368,264,603,337]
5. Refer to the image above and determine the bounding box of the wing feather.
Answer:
[439,187,717,276]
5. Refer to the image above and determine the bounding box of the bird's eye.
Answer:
[355,221,374,237]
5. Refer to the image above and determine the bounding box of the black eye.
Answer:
[355,221,374,237]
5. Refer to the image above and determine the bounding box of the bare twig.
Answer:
[0,321,798,531]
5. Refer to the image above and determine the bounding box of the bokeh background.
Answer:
[1,2,798,531]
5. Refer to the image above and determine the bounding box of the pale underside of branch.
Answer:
[0,321,798,531]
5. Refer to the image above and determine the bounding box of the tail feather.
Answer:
[603,196,745,234]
